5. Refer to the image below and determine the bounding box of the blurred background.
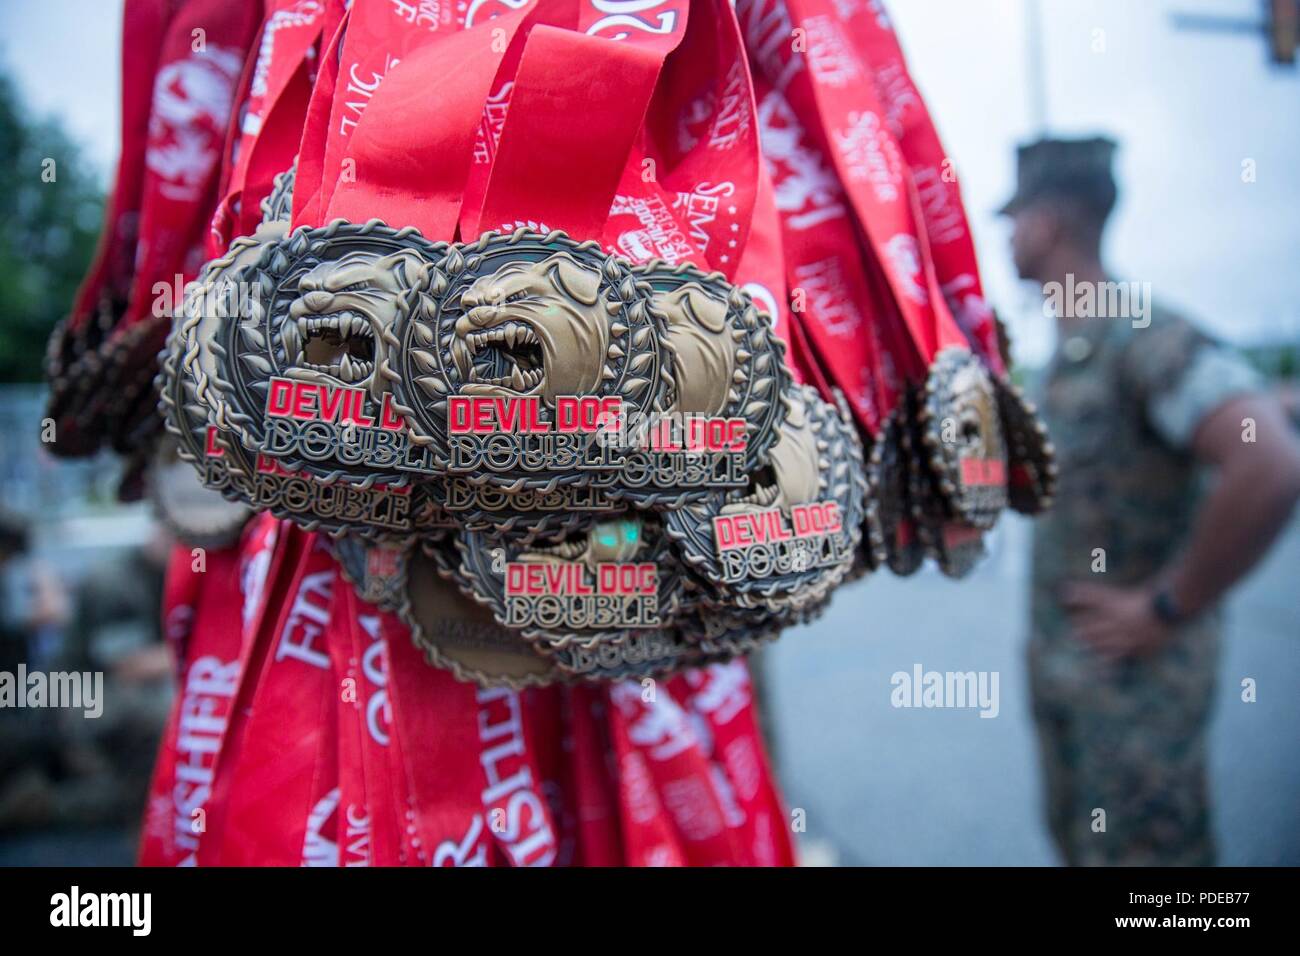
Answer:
[0,0,1296,865]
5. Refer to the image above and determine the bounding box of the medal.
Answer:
[916,346,1009,529]
[665,385,866,612]
[211,219,447,486]
[994,376,1057,515]
[148,432,251,549]
[399,540,557,689]
[867,410,924,576]
[384,228,673,495]
[454,513,686,652]
[611,260,792,508]
[901,390,986,578]
[332,534,410,609]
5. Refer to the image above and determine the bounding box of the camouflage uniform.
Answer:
[1028,304,1262,866]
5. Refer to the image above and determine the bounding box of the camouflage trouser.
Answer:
[1028,623,1219,867]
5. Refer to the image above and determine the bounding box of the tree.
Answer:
[0,74,105,383]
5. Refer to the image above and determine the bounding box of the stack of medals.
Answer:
[123,0,1057,689]
[162,155,873,686]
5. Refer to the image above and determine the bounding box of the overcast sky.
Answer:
[2,0,1297,363]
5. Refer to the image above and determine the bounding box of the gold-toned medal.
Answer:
[608,260,791,508]
[400,539,558,688]
[384,229,672,496]
[916,346,1008,530]
[213,219,447,486]
[454,513,686,652]
[993,376,1056,515]
[665,385,866,613]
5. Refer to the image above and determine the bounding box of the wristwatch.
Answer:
[1151,587,1190,627]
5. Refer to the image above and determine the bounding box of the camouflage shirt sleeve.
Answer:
[1121,309,1264,451]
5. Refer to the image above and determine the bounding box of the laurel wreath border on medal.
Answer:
[615,259,791,510]
[902,387,986,579]
[993,375,1057,515]
[211,218,448,490]
[382,228,676,497]
[177,226,289,425]
[331,533,412,610]
[867,406,924,577]
[452,514,688,653]
[917,346,1009,530]
[664,385,868,613]
[156,324,255,545]
[397,536,563,690]
[164,248,440,542]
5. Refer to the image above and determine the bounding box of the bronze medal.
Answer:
[384,229,672,494]
[165,232,442,540]
[993,376,1056,515]
[259,162,296,224]
[664,385,867,613]
[606,261,791,508]
[454,513,686,652]
[902,390,986,579]
[400,539,558,689]
[333,534,410,609]
[213,219,448,487]
[148,432,252,548]
[549,627,709,682]
[865,410,923,576]
[916,346,1008,529]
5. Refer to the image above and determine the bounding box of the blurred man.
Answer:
[1002,136,1300,866]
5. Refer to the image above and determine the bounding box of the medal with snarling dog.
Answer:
[384,230,674,502]
[601,262,791,508]
[917,347,1009,529]
[454,513,686,652]
[213,220,447,487]
[665,385,867,613]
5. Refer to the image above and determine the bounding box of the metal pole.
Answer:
[1025,0,1048,132]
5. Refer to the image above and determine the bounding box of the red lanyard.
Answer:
[842,8,1005,375]
[123,0,261,328]
[471,0,690,240]
[210,0,327,253]
[319,0,543,238]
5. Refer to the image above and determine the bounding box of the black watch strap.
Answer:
[1151,588,1188,626]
